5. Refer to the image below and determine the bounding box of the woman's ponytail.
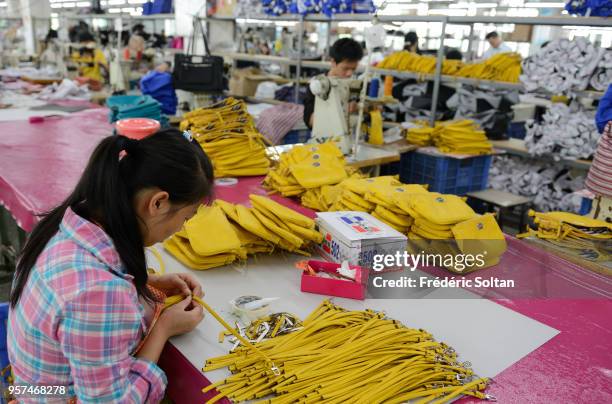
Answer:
[11,130,213,307]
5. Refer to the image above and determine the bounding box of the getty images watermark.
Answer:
[370,251,515,289]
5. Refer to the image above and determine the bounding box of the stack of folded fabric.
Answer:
[263,142,353,207]
[140,71,178,115]
[524,102,599,160]
[378,51,521,83]
[394,192,506,272]
[520,37,604,94]
[164,195,322,270]
[106,95,166,124]
[455,52,522,83]
[433,120,493,155]
[180,98,270,177]
[377,51,463,75]
[406,120,493,155]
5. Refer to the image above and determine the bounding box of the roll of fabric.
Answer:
[520,37,604,94]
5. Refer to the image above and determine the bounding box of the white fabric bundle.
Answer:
[524,102,599,160]
[590,49,612,91]
[489,155,585,213]
[520,38,604,94]
[447,86,518,130]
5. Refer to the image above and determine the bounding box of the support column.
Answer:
[18,0,50,56]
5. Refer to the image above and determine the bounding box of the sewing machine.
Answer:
[309,75,362,154]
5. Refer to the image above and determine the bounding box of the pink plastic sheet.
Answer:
[0,108,112,230]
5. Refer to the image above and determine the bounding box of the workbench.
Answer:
[1,110,611,403]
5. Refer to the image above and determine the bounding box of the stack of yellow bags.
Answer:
[377,51,463,75]
[377,51,521,83]
[263,142,357,210]
[391,192,506,272]
[406,120,493,155]
[164,195,323,270]
[179,97,270,177]
[456,52,522,83]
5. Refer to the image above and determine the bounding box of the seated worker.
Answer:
[303,38,364,129]
[482,31,511,60]
[71,32,109,83]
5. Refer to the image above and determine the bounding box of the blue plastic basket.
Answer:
[508,122,527,139]
[400,151,492,195]
[579,197,593,215]
[282,129,311,145]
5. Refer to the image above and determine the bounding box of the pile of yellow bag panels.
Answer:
[518,210,612,261]
[179,97,270,177]
[263,142,364,210]
[164,195,322,270]
[378,51,522,83]
[406,120,493,155]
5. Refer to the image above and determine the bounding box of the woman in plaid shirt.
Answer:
[8,128,214,403]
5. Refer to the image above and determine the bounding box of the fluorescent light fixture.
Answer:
[449,2,497,8]
[108,0,126,5]
[76,1,91,6]
[0,1,7,6]
[108,7,121,13]
[128,0,147,4]
[524,2,565,7]
[50,3,62,8]
[429,8,469,16]
[62,2,76,7]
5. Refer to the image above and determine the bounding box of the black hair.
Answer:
[404,31,418,46]
[78,32,95,43]
[329,38,364,64]
[404,31,420,53]
[446,49,463,60]
[10,128,214,307]
[485,31,499,40]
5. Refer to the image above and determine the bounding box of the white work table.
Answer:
[151,247,557,390]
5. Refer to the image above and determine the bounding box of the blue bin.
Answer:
[508,122,527,139]
[400,151,492,195]
[282,130,311,145]
[579,197,593,215]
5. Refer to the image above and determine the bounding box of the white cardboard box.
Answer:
[316,211,408,270]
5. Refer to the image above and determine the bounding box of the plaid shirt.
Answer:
[8,208,167,403]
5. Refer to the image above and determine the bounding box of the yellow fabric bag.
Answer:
[410,193,476,225]
[184,206,242,257]
[235,205,281,245]
[451,213,507,261]
[250,195,315,229]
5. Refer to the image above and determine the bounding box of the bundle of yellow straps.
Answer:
[203,299,492,404]
[518,210,612,261]
[180,97,270,177]
[164,195,323,270]
[378,51,521,83]
[406,120,493,155]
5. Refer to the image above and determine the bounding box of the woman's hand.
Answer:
[148,273,203,297]
[156,295,204,338]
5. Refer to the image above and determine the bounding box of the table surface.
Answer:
[158,176,612,404]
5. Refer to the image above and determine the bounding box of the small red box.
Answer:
[300,260,368,300]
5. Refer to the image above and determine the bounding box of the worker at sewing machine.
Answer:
[303,38,364,130]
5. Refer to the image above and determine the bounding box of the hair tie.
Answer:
[118,136,138,159]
